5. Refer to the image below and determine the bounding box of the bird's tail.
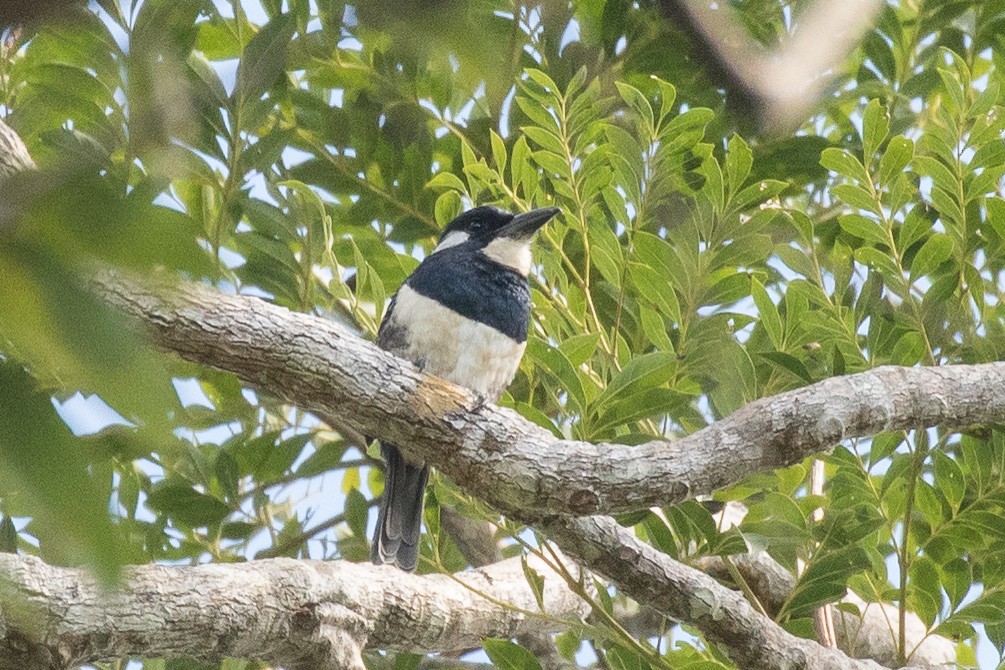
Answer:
[371,443,428,571]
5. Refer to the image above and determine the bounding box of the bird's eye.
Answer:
[470,222,483,232]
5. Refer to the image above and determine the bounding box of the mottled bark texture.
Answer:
[93,272,985,670]
[695,547,954,666]
[97,272,1005,521]
[0,554,588,670]
[545,516,935,670]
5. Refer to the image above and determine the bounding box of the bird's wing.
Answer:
[375,292,407,355]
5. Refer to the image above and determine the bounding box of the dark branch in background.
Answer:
[654,0,886,130]
[654,0,766,123]
[440,506,502,567]
[0,0,85,29]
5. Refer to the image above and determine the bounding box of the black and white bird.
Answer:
[370,205,559,571]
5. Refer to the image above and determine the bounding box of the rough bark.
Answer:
[695,543,955,666]
[544,516,932,670]
[0,553,588,670]
[90,272,989,670]
[96,272,1005,521]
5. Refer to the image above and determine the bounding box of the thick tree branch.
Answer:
[96,272,1005,521]
[695,543,955,665]
[93,272,994,670]
[0,553,587,670]
[545,516,932,670]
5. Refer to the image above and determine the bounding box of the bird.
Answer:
[370,204,560,571]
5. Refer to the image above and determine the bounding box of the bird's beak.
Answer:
[497,207,560,240]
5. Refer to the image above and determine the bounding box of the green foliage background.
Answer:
[2,0,1005,667]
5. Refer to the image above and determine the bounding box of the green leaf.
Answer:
[146,484,231,527]
[597,352,677,407]
[640,511,678,558]
[784,546,870,618]
[606,646,651,670]
[555,630,581,660]
[910,555,941,627]
[588,218,624,288]
[484,639,542,670]
[725,134,753,195]
[524,68,560,95]
[913,156,957,196]
[751,277,783,349]
[522,126,566,155]
[652,77,677,125]
[878,136,914,186]
[426,171,468,193]
[520,555,546,611]
[639,305,674,352]
[532,150,571,179]
[854,247,900,282]
[590,388,690,436]
[0,517,18,553]
[295,440,350,479]
[700,153,725,214]
[515,96,560,133]
[933,451,964,512]
[235,13,295,104]
[490,130,507,174]
[526,340,588,413]
[215,452,240,502]
[941,558,972,610]
[937,67,965,114]
[759,352,813,384]
[838,214,887,246]
[559,333,601,367]
[862,99,890,161]
[434,191,463,227]
[891,331,926,365]
[0,364,132,581]
[615,81,654,132]
[511,135,531,190]
[832,184,879,214]
[910,233,953,280]
[820,148,870,183]
[628,261,681,322]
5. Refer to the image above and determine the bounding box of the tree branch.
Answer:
[544,516,931,670]
[695,542,955,666]
[0,553,588,670]
[93,271,995,670]
[96,271,1005,520]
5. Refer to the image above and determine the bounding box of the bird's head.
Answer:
[433,206,560,276]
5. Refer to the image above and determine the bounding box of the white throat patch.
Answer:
[482,237,533,276]
[432,230,470,254]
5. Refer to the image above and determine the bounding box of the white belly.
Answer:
[387,285,526,399]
